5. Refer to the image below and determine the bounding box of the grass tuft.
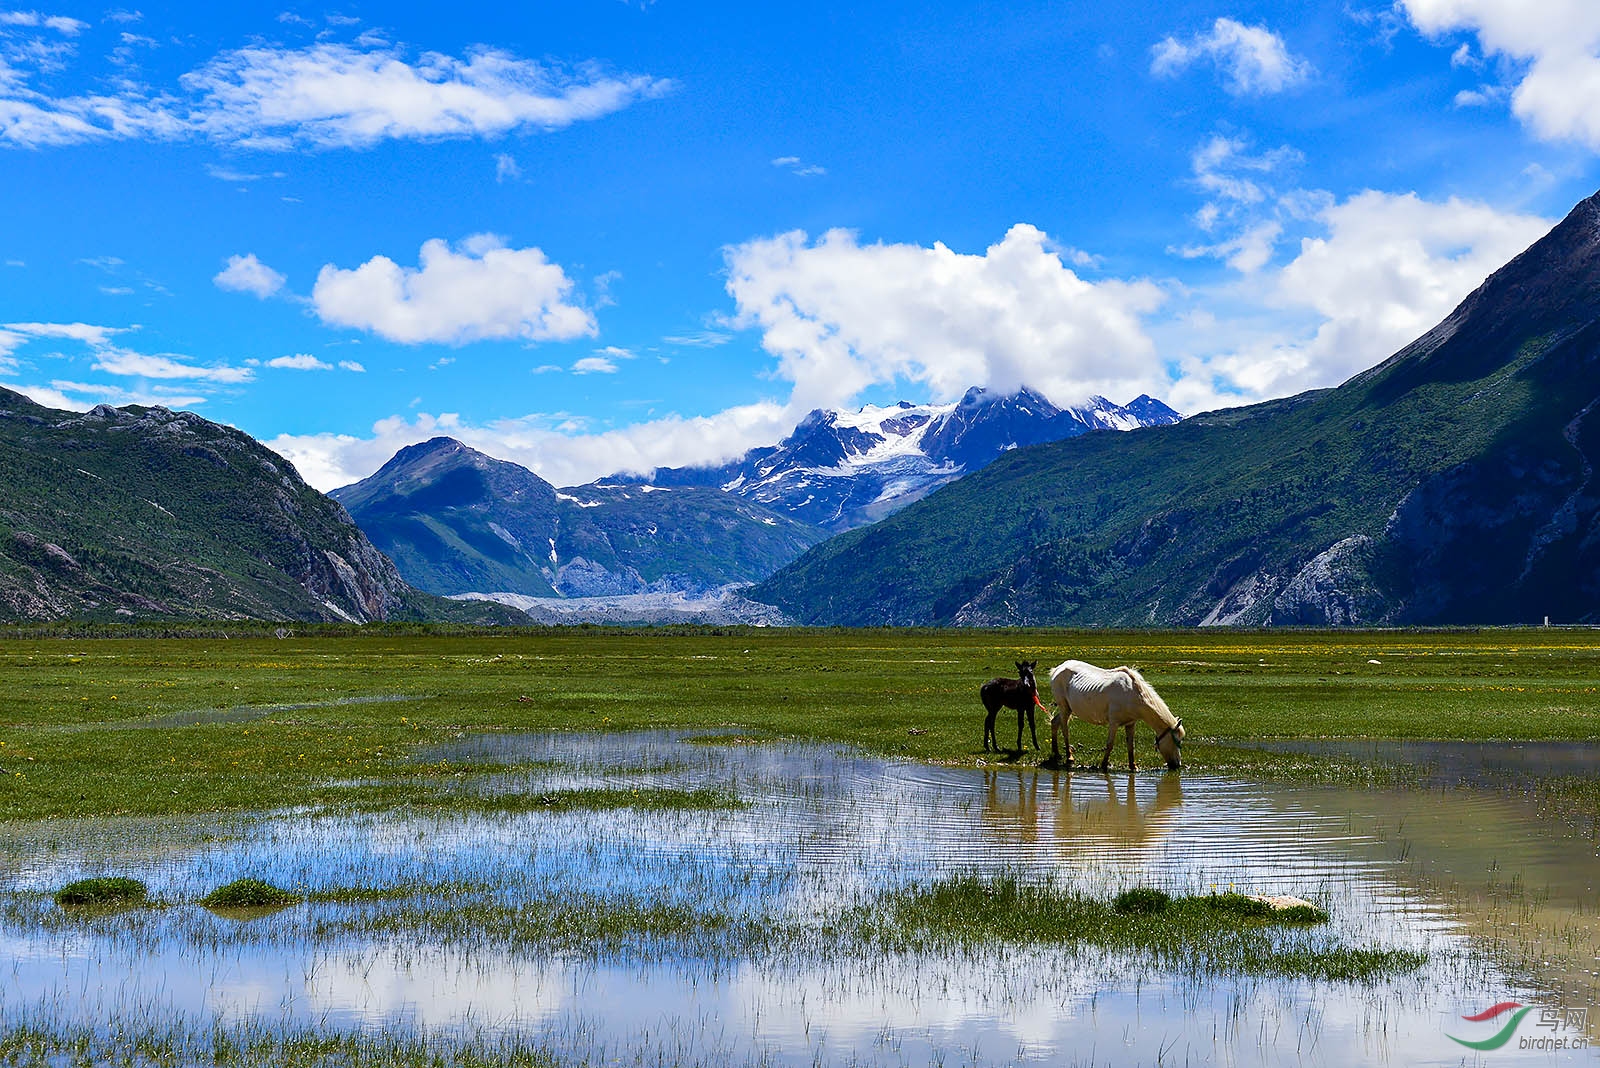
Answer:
[200,878,299,909]
[1113,887,1171,915]
[861,874,1415,981]
[53,876,146,908]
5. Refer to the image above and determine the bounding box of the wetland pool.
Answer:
[1,731,1597,1066]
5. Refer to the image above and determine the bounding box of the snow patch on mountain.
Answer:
[640,386,1181,531]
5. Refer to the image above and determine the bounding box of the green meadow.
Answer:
[1,625,1596,822]
[3,625,1596,1066]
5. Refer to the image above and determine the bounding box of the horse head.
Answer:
[1016,660,1038,692]
[1154,718,1185,770]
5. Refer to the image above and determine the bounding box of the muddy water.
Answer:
[1,732,1596,1066]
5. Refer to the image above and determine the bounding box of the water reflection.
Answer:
[0,732,1594,1066]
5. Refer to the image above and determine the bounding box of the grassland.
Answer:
[0,626,1595,821]
[2,626,1589,1066]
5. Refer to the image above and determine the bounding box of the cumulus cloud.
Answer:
[337,359,365,372]
[213,252,286,298]
[1165,189,1551,411]
[1151,17,1313,94]
[571,355,618,374]
[724,224,1167,410]
[267,352,331,370]
[0,38,670,148]
[312,234,596,345]
[1402,1,1600,149]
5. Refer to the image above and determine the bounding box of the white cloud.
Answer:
[0,321,253,408]
[312,234,596,345]
[1190,135,1302,209]
[49,379,207,408]
[1402,1,1600,149]
[267,352,331,370]
[724,224,1167,410]
[206,163,285,182]
[7,382,82,409]
[572,355,618,374]
[771,154,825,176]
[1165,189,1551,411]
[662,330,731,347]
[1453,84,1507,107]
[0,320,123,350]
[0,40,670,148]
[337,359,365,372]
[267,191,1556,494]
[91,347,254,383]
[1172,134,1313,273]
[213,252,286,298]
[181,43,673,149]
[494,152,520,182]
[1151,17,1313,95]
[267,400,794,492]
[0,11,88,34]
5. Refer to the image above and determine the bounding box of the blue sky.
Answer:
[1,0,1597,489]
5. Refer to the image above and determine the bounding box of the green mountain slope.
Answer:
[0,392,518,624]
[750,189,1600,626]
[333,438,831,597]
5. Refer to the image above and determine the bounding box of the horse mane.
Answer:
[1117,666,1176,725]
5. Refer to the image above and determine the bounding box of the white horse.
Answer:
[1047,660,1185,771]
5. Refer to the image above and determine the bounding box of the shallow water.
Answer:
[1,732,1596,1066]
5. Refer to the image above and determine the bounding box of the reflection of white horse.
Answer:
[1048,660,1185,771]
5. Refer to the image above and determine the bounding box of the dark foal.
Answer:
[981,660,1040,752]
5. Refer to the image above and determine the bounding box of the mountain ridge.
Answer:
[644,387,1181,531]
[748,189,1600,626]
[331,437,829,599]
[0,389,518,624]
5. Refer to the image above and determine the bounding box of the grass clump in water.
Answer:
[864,874,1418,981]
[1205,891,1329,923]
[53,876,146,908]
[1113,887,1171,915]
[201,878,299,909]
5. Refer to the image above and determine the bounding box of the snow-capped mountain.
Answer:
[646,387,1182,531]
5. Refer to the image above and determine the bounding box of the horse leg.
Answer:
[1125,722,1137,771]
[983,706,997,752]
[1014,704,1024,752]
[1027,703,1039,751]
[1099,723,1116,772]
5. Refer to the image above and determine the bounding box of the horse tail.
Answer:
[1119,666,1175,724]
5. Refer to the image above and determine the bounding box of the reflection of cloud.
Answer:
[301,945,568,1029]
